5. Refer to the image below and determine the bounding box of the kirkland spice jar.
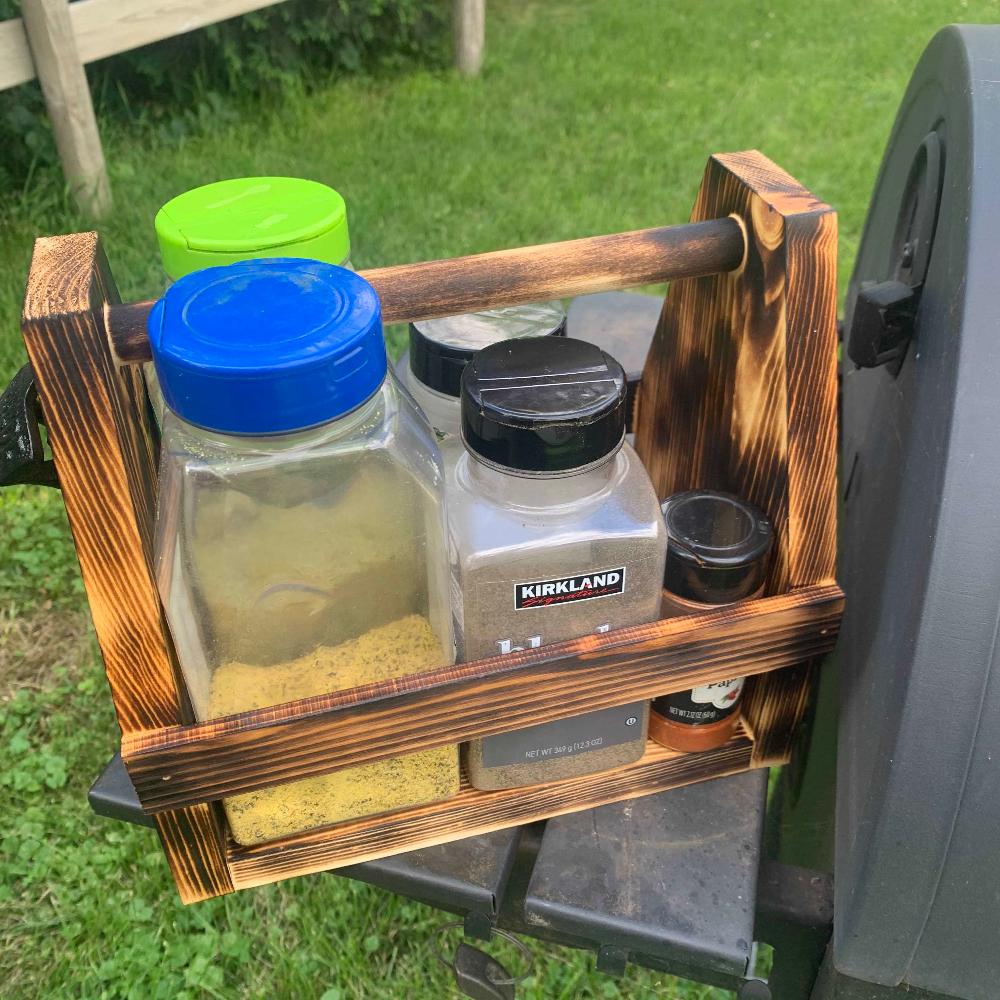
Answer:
[398,303,566,440]
[649,490,773,753]
[447,337,667,790]
[148,176,353,424]
[150,259,457,844]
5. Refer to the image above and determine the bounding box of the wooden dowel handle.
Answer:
[107,217,744,364]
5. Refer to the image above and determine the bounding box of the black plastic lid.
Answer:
[461,336,627,473]
[409,303,567,398]
[661,490,773,603]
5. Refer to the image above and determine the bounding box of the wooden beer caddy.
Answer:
[20,150,842,902]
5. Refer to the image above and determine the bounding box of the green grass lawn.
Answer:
[1,1,996,997]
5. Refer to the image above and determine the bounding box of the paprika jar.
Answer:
[649,490,773,753]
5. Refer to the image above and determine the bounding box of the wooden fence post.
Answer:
[453,0,484,76]
[20,0,111,218]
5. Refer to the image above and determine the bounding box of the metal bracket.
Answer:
[847,280,917,370]
[847,132,943,375]
[453,942,516,1000]
[88,753,155,828]
[0,363,58,488]
[436,923,532,1000]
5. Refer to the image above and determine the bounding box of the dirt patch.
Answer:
[0,605,95,698]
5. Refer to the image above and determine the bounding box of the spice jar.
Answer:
[649,490,773,753]
[149,176,353,424]
[398,303,566,441]
[448,337,667,790]
[150,259,457,845]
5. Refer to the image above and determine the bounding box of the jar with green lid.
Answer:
[148,176,353,423]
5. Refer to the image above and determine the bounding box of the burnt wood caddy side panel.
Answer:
[21,233,233,903]
[634,150,838,767]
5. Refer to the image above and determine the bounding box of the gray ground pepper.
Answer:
[451,448,668,790]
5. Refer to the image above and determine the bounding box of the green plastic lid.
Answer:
[154,177,351,279]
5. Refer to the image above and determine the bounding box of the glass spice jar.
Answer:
[151,259,458,845]
[397,302,566,441]
[148,176,353,425]
[649,490,773,753]
[447,337,667,790]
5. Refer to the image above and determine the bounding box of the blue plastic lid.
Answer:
[148,259,386,435]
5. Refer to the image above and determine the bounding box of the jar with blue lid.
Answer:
[150,259,458,845]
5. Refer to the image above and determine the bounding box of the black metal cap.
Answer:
[409,303,566,398]
[461,337,627,473]
[661,490,773,603]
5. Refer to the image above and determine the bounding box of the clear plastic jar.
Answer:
[447,337,667,790]
[649,490,773,753]
[148,177,353,425]
[150,259,457,845]
[397,302,566,440]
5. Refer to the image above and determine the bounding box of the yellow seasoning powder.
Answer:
[209,614,458,846]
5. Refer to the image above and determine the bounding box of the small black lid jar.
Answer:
[401,303,566,440]
[651,490,773,754]
[661,490,773,604]
[411,303,567,399]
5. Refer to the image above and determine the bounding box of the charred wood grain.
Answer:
[122,585,842,814]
